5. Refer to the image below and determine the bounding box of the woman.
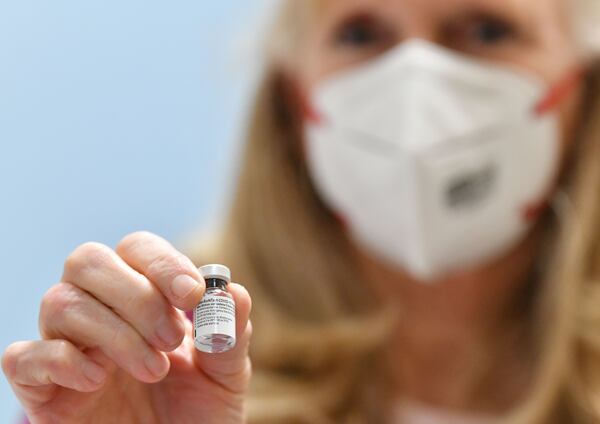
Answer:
[4,0,600,422]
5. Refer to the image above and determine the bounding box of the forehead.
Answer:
[311,0,562,25]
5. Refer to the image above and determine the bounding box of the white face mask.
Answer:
[304,39,562,281]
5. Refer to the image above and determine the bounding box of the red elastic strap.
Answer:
[300,97,323,125]
[333,211,348,230]
[522,66,586,221]
[522,200,550,222]
[291,80,324,125]
[534,66,586,115]
[297,85,326,163]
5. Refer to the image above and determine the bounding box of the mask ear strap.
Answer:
[301,97,324,125]
[534,66,587,115]
[522,65,587,221]
[290,81,323,125]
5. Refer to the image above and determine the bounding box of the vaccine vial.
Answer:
[193,264,236,353]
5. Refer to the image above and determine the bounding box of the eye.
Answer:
[445,13,518,52]
[333,13,392,48]
[468,16,515,45]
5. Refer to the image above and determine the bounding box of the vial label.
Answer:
[194,293,236,339]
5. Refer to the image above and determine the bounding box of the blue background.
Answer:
[0,1,273,420]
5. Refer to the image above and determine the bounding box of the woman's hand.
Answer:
[2,231,252,424]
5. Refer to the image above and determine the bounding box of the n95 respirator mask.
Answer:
[304,39,562,281]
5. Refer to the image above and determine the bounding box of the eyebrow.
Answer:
[319,0,536,42]
[442,0,533,28]
[314,0,387,39]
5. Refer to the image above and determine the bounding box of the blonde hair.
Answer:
[188,1,600,422]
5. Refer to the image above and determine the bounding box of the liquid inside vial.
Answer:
[193,265,236,354]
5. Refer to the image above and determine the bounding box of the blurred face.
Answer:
[289,0,587,279]
[293,0,584,148]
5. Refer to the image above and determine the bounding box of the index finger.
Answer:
[116,231,205,310]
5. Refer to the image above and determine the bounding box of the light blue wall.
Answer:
[0,1,271,420]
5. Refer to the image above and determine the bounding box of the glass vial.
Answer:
[193,264,236,353]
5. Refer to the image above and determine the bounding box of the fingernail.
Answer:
[171,274,200,299]
[82,361,106,385]
[155,318,182,348]
[144,351,168,378]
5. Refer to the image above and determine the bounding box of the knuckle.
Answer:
[2,341,28,380]
[107,317,135,354]
[245,289,253,314]
[119,283,164,323]
[236,357,253,391]
[40,283,83,329]
[233,355,252,378]
[52,340,72,358]
[220,356,253,396]
[64,242,112,276]
[116,231,155,255]
[242,356,253,381]
[238,321,253,358]
[146,252,190,281]
[245,319,254,340]
[46,340,71,374]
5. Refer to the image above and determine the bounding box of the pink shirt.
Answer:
[20,314,498,424]
[22,396,500,423]
[393,398,500,424]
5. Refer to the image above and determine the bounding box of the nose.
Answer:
[399,16,440,46]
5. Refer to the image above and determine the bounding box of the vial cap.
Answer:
[199,264,231,282]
